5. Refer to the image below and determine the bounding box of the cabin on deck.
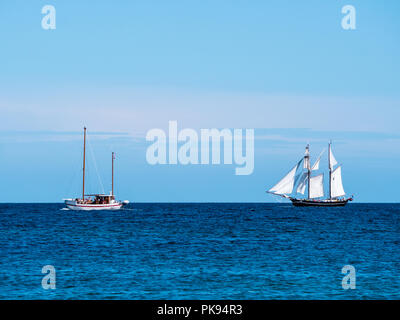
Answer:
[77,194,116,204]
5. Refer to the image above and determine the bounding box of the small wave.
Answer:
[123,208,141,212]
[60,208,70,211]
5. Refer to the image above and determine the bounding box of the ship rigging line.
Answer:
[86,134,105,195]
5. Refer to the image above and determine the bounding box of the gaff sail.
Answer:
[329,147,338,170]
[331,165,345,198]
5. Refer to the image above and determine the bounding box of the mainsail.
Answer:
[309,174,324,198]
[331,166,345,198]
[269,160,302,195]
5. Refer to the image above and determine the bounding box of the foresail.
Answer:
[269,160,301,195]
[331,166,345,198]
[309,174,324,198]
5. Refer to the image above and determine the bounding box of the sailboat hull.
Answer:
[290,198,350,207]
[64,199,123,211]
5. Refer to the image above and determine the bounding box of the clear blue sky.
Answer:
[0,0,399,202]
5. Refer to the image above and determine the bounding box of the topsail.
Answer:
[311,149,325,171]
[329,146,338,169]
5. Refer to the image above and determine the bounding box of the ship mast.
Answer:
[82,127,86,201]
[112,152,114,196]
[328,141,332,200]
[305,144,311,199]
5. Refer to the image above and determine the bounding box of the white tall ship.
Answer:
[64,127,129,211]
[267,142,353,207]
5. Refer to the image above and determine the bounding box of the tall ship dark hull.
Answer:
[290,198,350,207]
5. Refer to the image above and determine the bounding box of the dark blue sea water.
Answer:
[0,203,399,299]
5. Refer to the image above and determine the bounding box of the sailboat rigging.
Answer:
[267,142,353,207]
[64,127,129,210]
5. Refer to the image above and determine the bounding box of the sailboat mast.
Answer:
[328,141,332,200]
[82,127,86,201]
[305,144,311,199]
[112,152,114,196]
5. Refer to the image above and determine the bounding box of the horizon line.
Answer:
[0,201,398,204]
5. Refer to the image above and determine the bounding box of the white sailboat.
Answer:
[64,127,129,211]
[267,142,353,207]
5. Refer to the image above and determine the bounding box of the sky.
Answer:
[0,0,399,202]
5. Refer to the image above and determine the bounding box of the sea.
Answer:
[0,203,399,299]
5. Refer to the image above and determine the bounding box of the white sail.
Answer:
[311,149,325,171]
[329,145,338,169]
[311,157,320,171]
[296,172,308,194]
[269,160,301,195]
[309,174,324,198]
[331,166,345,198]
